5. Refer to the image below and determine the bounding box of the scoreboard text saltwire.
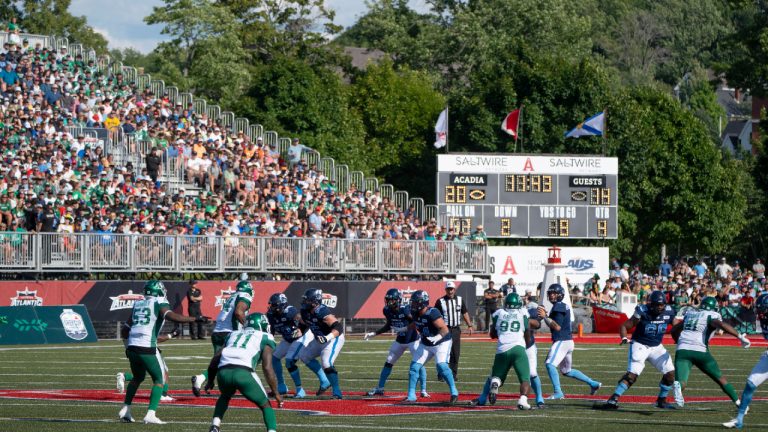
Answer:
[436,155,618,239]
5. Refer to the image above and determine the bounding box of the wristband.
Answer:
[325,333,336,342]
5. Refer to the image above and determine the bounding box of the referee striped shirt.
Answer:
[436,295,466,328]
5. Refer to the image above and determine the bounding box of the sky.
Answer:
[69,0,432,54]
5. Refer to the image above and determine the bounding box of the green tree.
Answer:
[21,0,108,53]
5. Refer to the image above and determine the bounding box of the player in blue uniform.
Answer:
[538,283,601,399]
[266,293,330,398]
[724,294,768,429]
[597,290,677,409]
[364,288,429,397]
[298,288,345,399]
[405,290,459,403]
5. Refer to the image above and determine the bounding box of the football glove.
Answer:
[169,328,181,339]
[315,334,328,344]
[291,328,302,339]
[363,332,375,341]
[739,334,751,349]
[620,337,629,345]
[195,316,210,323]
[426,334,443,344]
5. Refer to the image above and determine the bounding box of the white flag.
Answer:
[434,108,448,149]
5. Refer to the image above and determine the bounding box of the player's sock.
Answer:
[736,382,756,424]
[564,369,598,388]
[407,362,421,400]
[124,372,133,381]
[721,382,739,403]
[306,359,330,388]
[378,365,393,389]
[530,375,544,404]
[325,367,341,396]
[545,363,563,396]
[272,356,285,388]
[124,379,140,405]
[477,377,491,404]
[612,382,629,398]
[202,370,209,380]
[211,417,221,427]
[419,365,427,392]
[261,405,277,431]
[148,384,163,411]
[162,382,169,397]
[437,362,458,396]
[658,382,671,399]
[288,367,302,389]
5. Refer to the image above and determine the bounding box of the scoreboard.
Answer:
[436,154,618,239]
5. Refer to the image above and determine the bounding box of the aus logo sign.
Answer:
[567,259,594,271]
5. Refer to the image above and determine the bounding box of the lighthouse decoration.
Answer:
[538,246,575,322]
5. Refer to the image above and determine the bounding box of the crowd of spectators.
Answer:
[0,35,490,252]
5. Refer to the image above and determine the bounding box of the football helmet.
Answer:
[700,296,718,312]
[648,290,667,315]
[268,293,288,314]
[546,283,565,302]
[504,293,523,309]
[385,288,402,309]
[244,312,270,333]
[410,290,430,310]
[755,294,768,320]
[144,280,166,297]
[302,288,323,310]
[236,280,253,296]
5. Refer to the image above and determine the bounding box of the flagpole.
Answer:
[446,106,449,153]
[602,108,607,156]
[519,104,524,153]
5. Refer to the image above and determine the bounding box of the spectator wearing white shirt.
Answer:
[714,257,733,282]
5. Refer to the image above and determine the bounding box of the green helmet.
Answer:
[700,296,718,311]
[143,280,166,297]
[236,280,253,296]
[244,312,270,333]
[504,293,523,309]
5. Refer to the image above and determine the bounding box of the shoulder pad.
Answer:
[552,302,568,313]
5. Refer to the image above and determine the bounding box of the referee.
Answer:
[435,281,473,381]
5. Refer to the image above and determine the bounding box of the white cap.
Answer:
[445,281,456,289]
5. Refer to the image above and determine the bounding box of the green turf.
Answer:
[0,338,766,431]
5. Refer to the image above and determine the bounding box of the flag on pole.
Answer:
[434,108,448,148]
[565,111,605,138]
[501,108,521,139]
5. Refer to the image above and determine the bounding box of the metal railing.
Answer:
[0,232,488,275]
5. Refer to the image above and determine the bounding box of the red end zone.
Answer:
[0,389,761,416]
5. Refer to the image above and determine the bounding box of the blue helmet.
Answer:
[648,290,666,315]
[756,294,768,320]
[410,290,430,310]
[268,293,288,314]
[547,283,565,302]
[385,288,402,309]
[302,288,323,310]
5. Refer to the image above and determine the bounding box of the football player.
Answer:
[204,313,283,432]
[117,324,179,402]
[538,283,601,400]
[363,288,428,397]
[266,293,330,398]
[405,290,459,403]
[598,290,676,410]
[724,294,768,429]
[525,290,545,408]
[671,296,750,408]
[298,288,345,399]
[118,280,209,424]
[192,280,253,396]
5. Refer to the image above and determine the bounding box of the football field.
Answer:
[0,337,766,432]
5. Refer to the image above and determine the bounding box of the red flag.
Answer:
[501,109,521,139]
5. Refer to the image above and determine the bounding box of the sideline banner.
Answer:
[0,305,98,345]
[488,246,609,293]
[0,281,476,321]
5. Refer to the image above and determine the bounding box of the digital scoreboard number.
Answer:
[436,155,618,239]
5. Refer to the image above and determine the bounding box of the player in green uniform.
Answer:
[670,296,751,408]
[204,313,283,432]
[193,280,253,396]
[118,280,209,424]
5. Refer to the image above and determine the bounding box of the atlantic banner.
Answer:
[0,280,476,321]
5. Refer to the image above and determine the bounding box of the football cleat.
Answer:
[654,400,676,409]
[723,418,743,429]
[160,395,175,402]
[596,399,619,410]
[192,375,205,397]
[517,395,531,410]
[316,385,330,396]
[294,388,306,399]
[209,426,221,432]
[402,396,417,402]
[488,381,500,405]
[143,413,166,424]
[332,394,343,400]
[546,393,565,400]
[469,398,485,407]
[367,387,385,396]
[590,382,602,395]
[673,381,684,407]
[449,395,459,404]
[116,373,125,394]
[420,390,431,398]
[118,406,134,423]
[536,401,546,409]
